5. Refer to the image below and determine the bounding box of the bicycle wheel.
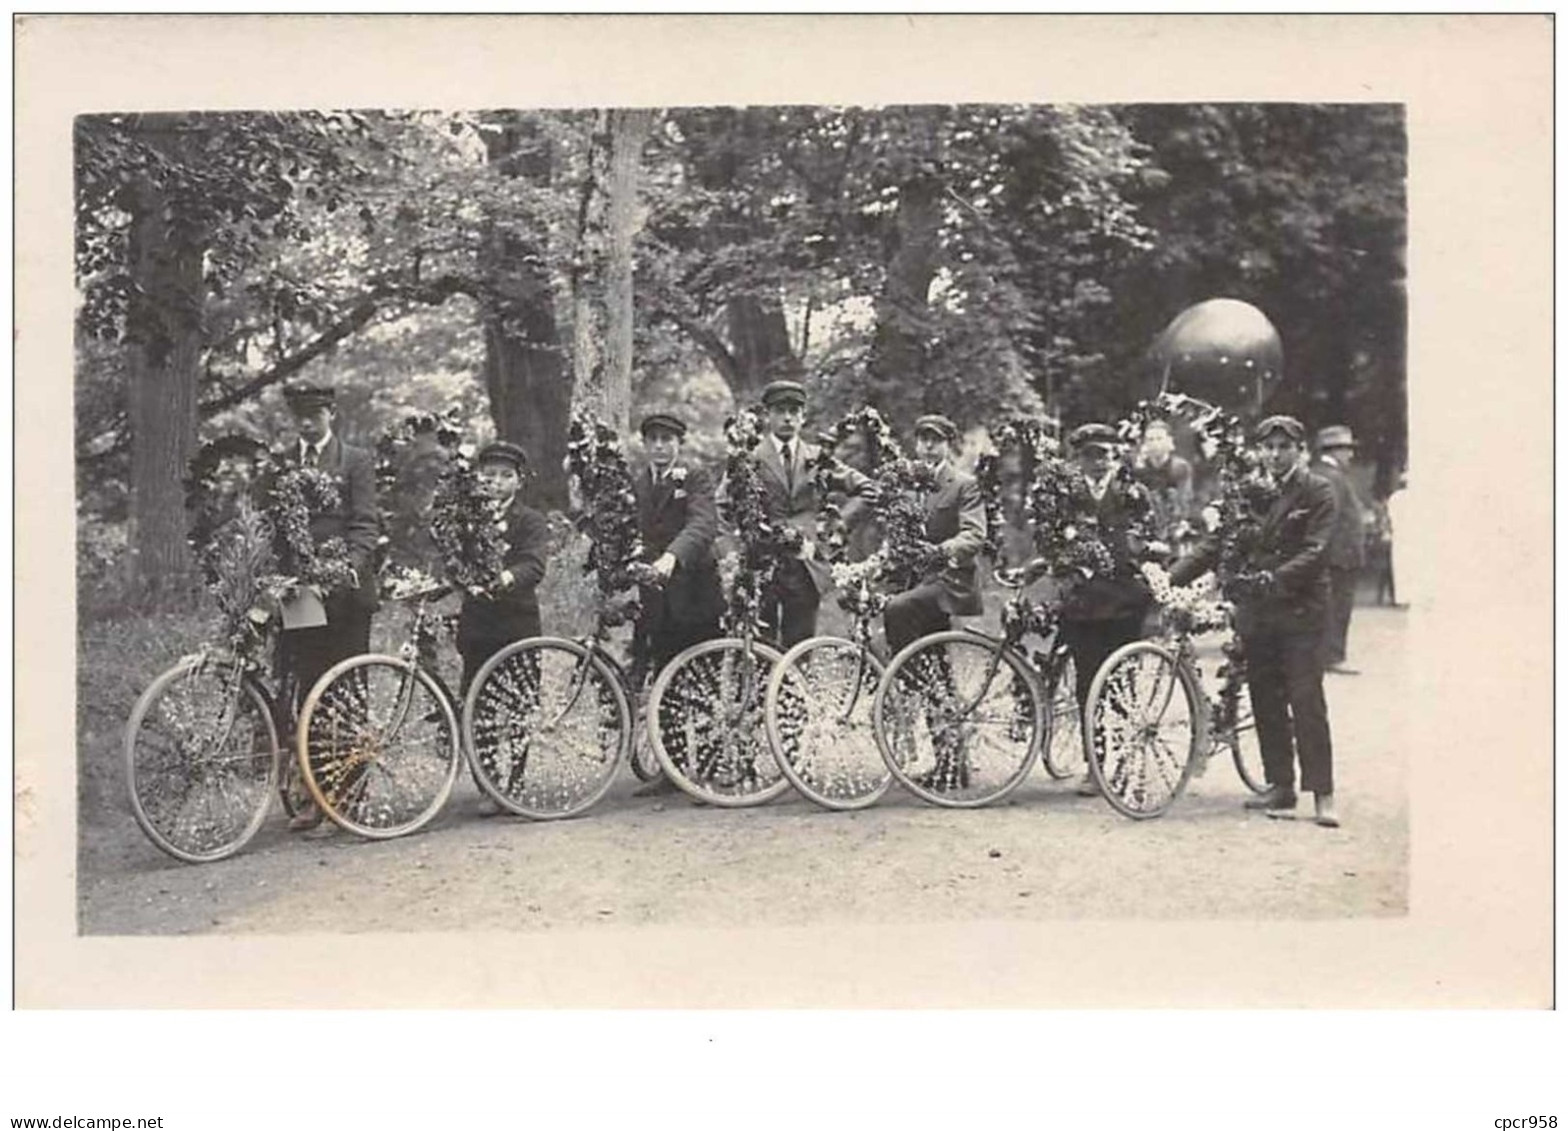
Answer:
[464,637,631,819]
[1085,641,1201,819]
[124,655,279,864]
[298,655,462,839]
[1040,651,1084,780]
[629,718,662,783]
[648,638,789,807]
[1220,682,1269,794]
[766,636,890,811]
[872,631,1044,808]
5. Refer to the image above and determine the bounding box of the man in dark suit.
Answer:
[749,380,876,649]
[632,412,724,673]
[630,412,725,798]
[1171,415,1341,827]
[882,414,988,654]
[1058,422,1158,797]
[455,441,552,695]
[1311,424,1368,674]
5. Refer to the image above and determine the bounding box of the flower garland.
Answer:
[564,413,645,634]
[266,463,361,595]
[808,406,901,568]
[717,407,802,633]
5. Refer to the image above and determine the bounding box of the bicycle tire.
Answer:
[1084,641,1201,819]
[765,636,890,811]
[648,638,789,808]
[463,637,631,819]
[1040,651,1084,780]
[871,631,1044,809]
[298,655,462,839]
[1221,682,1269,795]
[124,654,279,864]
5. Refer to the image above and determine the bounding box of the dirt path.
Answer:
[79,609,1407,935]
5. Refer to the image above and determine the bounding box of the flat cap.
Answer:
[475,440,529,470]
[1255,415,1306,442]
[282,383,336,410]
[1069,422,1119,448]
[760,379,808,408]
[639,412,688,439]
[1315,424,1356,449]
[913,414,959,443]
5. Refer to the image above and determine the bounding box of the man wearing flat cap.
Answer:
[750,379,877,648]
[275,382,382,831]
[1310,424,1369,675]
[633,412,724,676]
[1058,421,1160,796]
[1171,414,1342,827]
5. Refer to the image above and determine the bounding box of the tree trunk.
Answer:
[726,293,802,405]
[123,173,204,599]
[864,171,942,434]
[481,117,571,509]
[570,111,610,425]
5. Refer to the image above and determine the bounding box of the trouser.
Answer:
[640,613,723,678]
[761,559,821,650]
[882,582,952,656]
[1059,612,1147,719]
[1323,566,1358,665]
[276,607,373,716]
[1244,624,1334,795]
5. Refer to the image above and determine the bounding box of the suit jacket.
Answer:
[457,494,551,645]
[635,463,724,626]
[912,463,988,616]
[1061,474,1156,623]
[282,434,382,615]
[1310,455,1367,570]
[749,436,876,595]
[1172,466,1337,634]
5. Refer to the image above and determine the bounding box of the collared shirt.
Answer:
[1087,466,1117,502]
[298,431,334,468]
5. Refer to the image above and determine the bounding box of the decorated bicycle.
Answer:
[460,414,645,819]
[1081,393,1270,818]
[761,407,915,810]
[868,416,1123,808]
[645,408,793,807]
[290,412,474,839]
[124,435,357,863]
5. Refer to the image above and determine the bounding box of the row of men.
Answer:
[271,377,1345,827]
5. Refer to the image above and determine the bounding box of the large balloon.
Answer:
[1149,298,1283,414]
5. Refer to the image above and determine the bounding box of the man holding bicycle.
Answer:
[1170,415,1341,828]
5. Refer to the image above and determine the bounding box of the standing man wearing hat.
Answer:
[632,412,724,675]
[455,440,552,697]
[750,379,877,649]
[1311,424,1369,675]
[276,382,382,832]
[1171,415,1341,827]
[1058,422,1160,796]
[882,414,988,655]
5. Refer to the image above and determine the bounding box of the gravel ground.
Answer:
[78,607,1407,935]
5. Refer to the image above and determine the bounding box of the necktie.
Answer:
[303,444,318,469]
[782,441,795,493]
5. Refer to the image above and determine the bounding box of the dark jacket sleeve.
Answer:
[505,504,551,592]
[341,444,382,576]
[1168,536,1218,588]
[938,475,987,564]
[1272,475,1336,594]
[665,468,719,568]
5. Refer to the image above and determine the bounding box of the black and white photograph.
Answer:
[13,8,1553,1066]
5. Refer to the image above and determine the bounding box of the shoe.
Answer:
[1075,773,1101,797]
[1325,663,1360,676]
[1314,793,1340,828]
[288,804,325,832]
[1244,786,1296,812]
[632,774,678,798]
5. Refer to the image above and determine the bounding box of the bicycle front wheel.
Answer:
[1085,641,1201,819]
[648,638,789,807]
[872,631,1044,808]
[298,655,462,839]
[464,637,631,819]
[766,636,890,811]
[124,655,279,864]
